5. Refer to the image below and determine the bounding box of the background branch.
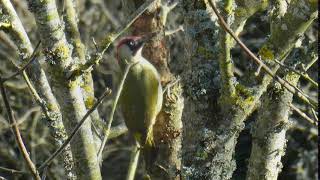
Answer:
[0,81,41,180]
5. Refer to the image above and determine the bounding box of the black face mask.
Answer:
[127,39,145,56]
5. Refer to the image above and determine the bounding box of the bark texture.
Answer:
[181,0,317,179]
[27,0,102,179]
[0,0,74,178]
[246,45,318,180]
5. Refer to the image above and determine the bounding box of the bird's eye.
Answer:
[129,41,135,46]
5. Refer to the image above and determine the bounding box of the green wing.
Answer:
[119,62,162,145]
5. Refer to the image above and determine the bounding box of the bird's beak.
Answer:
[132,32,158,56]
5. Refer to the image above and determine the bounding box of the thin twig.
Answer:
[305,56,318,70]
[311,108,318,122]
[165,25,184,36]
[1,41,41,82]
[38,88,112,171]
[97,61,137,160]
[274,59,318,87]
[208,0,318,108]
[0,166,28,174]
[290,104,317,126]
[126,144,141,180]
[0,82,41,180]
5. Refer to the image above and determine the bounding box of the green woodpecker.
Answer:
[116,35,163,170]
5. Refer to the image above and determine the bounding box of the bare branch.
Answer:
[1,41,41,82]
[274,59,318,88]
[0,82,41,180]
[38,87,112,171]
[290,104,317,126]
[0,166,28,175]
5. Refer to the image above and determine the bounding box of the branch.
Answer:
[68,0,157,79]
[63,0,104,153]
[38,87,112,171]
[290,104,317,126]
[0,41,41,82]
[1,1,73,175]
[0,166,28,175]
[274,59,318,88]
[208,0,318,108]
[97,61,137,160]
[217,0,236,100]
[126,144,140,180]
[0,81,41,180]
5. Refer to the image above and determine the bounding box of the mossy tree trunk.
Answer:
[246,44,318,180]
[27,0,102,179]
[181,0,317,179]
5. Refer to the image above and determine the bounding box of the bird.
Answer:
[116,34,163,173]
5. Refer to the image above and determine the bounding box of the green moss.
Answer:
[196,150,208,160]
[197,46,214,59]
[224,0,233,15]
[259,45,275,61]
[235,8,249,18]
[219,83,255,110]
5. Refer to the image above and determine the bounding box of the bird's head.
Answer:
[116,33,156,64]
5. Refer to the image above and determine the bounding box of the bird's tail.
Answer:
[143,131,158,173]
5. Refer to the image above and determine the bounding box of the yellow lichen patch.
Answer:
[46,11,59,22]
[54,44,70,60]
[81,83,93,93]
[309,0,317,5]
[68,79,80,90]
[220,84,255,109]
[47,103,59,112]
[0,22,11,29]
[284,72,300,83]
[84,96,95,109]
[259,45,275,61]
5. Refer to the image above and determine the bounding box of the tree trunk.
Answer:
[181,0,317,179]
[27,0,102,179]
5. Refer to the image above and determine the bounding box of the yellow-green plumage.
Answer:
[119,57,163,170]
[117,36,163,171]
[120,60,162,146]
